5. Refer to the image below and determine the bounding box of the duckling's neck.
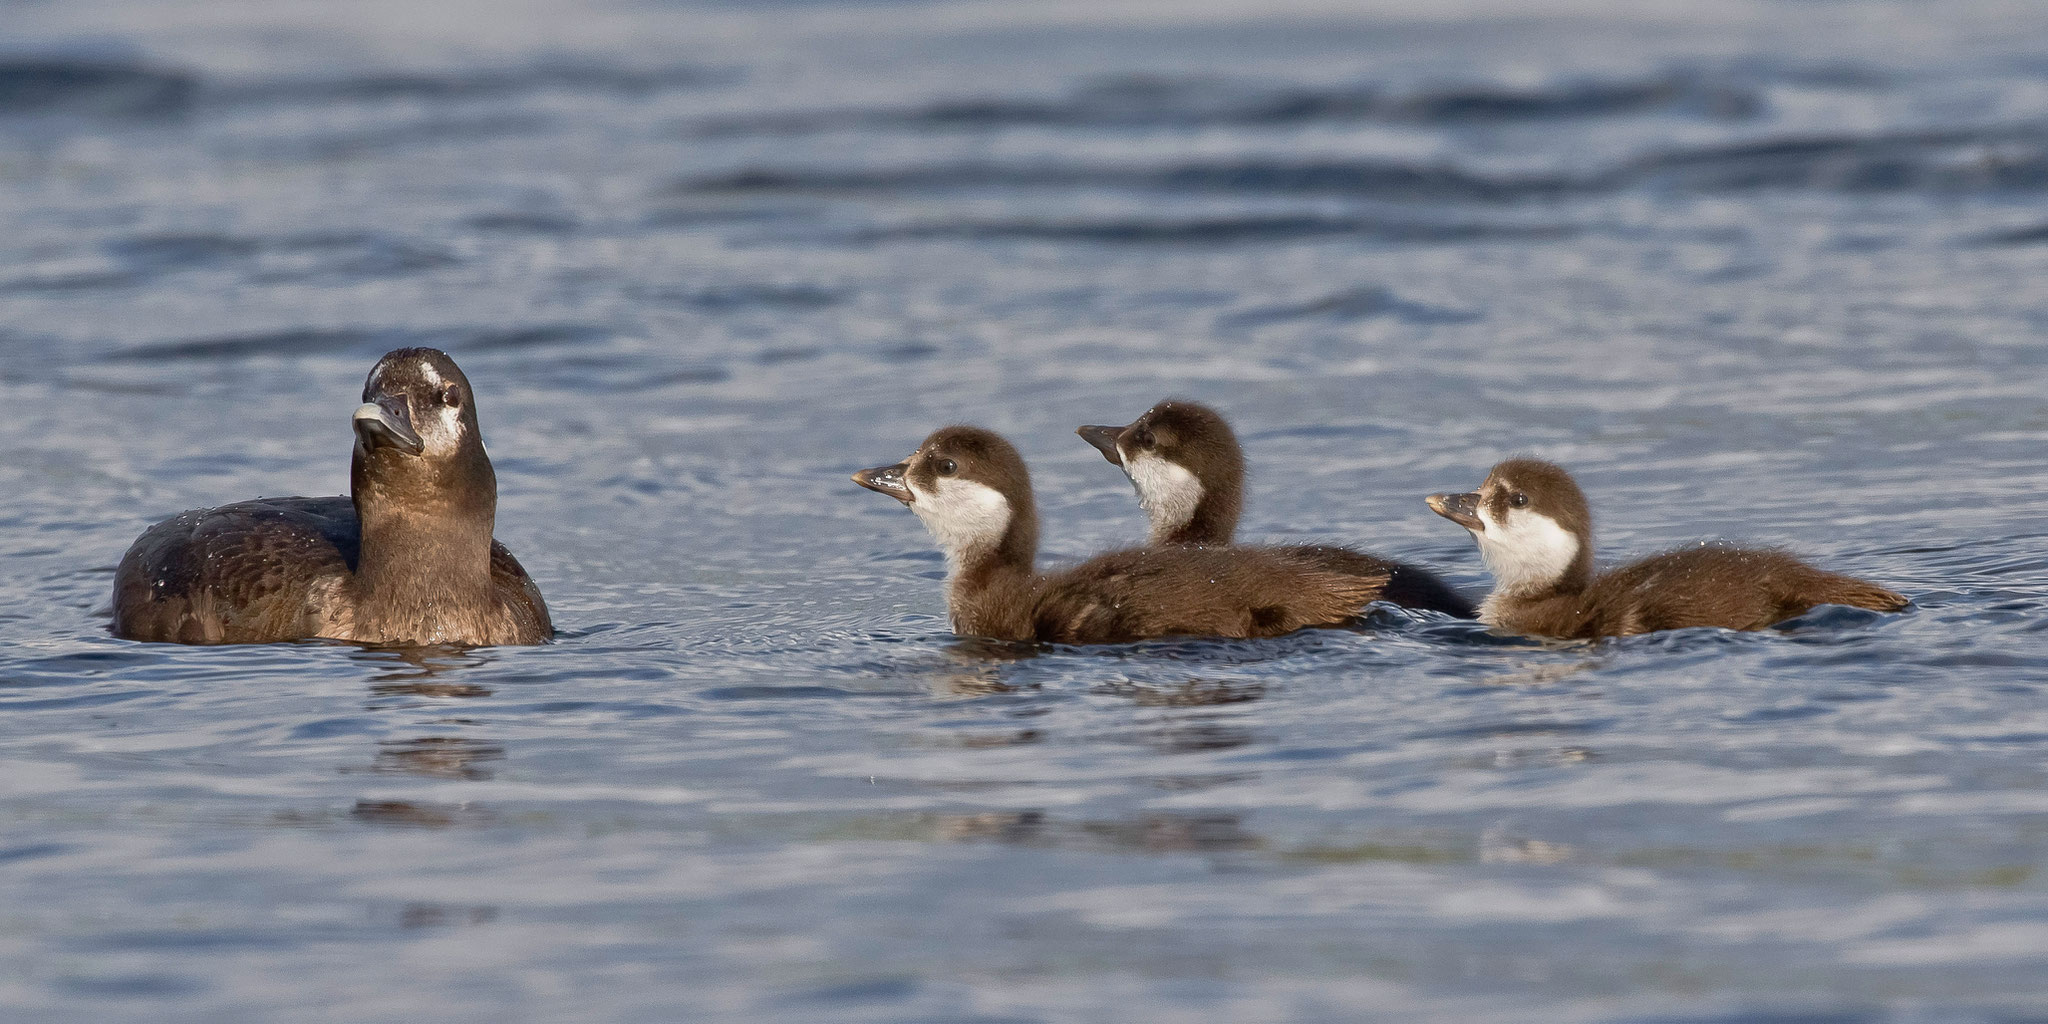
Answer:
[1477,543,1597,630]
[942,530,1043,642]
[1154,494,1237,546]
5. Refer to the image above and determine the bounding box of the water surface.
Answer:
[3,0,2047,1020]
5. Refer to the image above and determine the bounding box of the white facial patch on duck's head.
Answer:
[907,474,1012,562]
[1473,494,1580,595]
[363,348,476,459]
[1123,452,1203,542]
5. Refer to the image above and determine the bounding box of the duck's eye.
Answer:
[1509,492,1529,508]
[935,458,957,476]
[1132,428,1156,449]
[440,384,462,408]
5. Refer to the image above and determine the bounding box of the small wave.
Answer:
[0,57,195,116]
[110,322,611,363]
[111,328,394,362]
[679,158,1584,203]
[210,60,716,106]
[89,230,458,288]
[631,282,847,312]
[694,70,1761,136]
[1628,127,2048,193]
[1222,285,1482,327]
[857,213,1574,245]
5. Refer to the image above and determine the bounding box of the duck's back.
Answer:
[111,496,549,644]
[1032,545,1388,644]
[1579,546,1907,637]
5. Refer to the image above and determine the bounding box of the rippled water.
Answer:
[4,0,2048,1019]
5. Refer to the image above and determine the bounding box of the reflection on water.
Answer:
[848,810,1262,856]
[351,645,497,699]
[349,799,493,829]
[352,737,506,780]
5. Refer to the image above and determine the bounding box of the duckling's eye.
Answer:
[439,384,462,408]
[1509,492,1529,508]
[1132,428,1156,449]
[935,458,957,476]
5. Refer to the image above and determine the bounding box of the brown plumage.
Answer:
[854,425,1389,644]
[111,348,552,646]
[1078,399,1476,619]
[1426,458,1907,639]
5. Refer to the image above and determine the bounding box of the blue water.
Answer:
[3,1,2047,1020]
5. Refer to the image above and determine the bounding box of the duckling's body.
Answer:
[1078,400,1475,619]
[1428,458,1906,639]
[856,426,1387,644]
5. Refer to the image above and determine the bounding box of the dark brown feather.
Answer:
[1086,399,1476,619]
[112,496,550,645]
[1491,545,1909,639]
[867,425,1391,645]
[110,348,552,646]
[1440,458,1907,639]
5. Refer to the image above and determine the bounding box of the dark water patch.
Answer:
[776,976,921,1006]
[110,232,259,272]
[80,928,295,953]
[0,842,68,864]
[703,684,920,700]
[110,327,393,363]
[0,57,195,117]
[464,211,582,234]
[1614,1012,1881,1024]
[110,322,609,363]
[684,126,2048,205]
[0,265,133,292]
[645,365,734,386]
[681,158,1584,203]
[1370,74,1761,123]
[1222,285,1482,327]
[1629,126,2048,193]
[858,213,1575,245]
[754,346,822,364]
[461,324,611,352]
[632,282,847,312]
[243,232,458,282]
[0,688,158,711]
[210,60,717,106]
[1406,718,1615,741]
[697,70,1760,136]
[1724,703,1833,724]
[232,112,555,161]
[1969,222,2048,246]
[85,231,458,289]
[56,972,206,998]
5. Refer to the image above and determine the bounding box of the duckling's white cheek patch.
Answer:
[1126,454,1202,539]
[1475,507,1579,593]
[910,478,1011,556]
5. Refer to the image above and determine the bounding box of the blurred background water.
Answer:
[3,0,2047,1020]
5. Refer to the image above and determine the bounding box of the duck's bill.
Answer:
[852,462,914,504]
[1075,424,1127,466]
[353,400,423,456]
[1427,491,1483,532]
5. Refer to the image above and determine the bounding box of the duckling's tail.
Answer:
[1381,561,1480,620]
